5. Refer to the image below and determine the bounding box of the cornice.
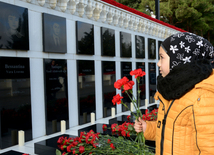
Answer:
[21,0,185,39]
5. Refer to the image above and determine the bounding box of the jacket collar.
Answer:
[195,69,214,93]
[157,59,213,100]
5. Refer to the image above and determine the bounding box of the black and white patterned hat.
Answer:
[161,32,214,70]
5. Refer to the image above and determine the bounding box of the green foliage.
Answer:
[56,149,62,155]
[56,134,154,155]
[115,0,141,9]
[82,135,154,155]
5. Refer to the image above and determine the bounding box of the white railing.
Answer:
[22,0,180,38]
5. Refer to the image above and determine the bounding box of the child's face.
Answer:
[157,47,170,77]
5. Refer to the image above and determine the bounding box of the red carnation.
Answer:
[67,145,72,152]
[57,136,65,144]
[72,141,78,146]
[127,132,130,137]
[123,80,134,91]
[72,149,76,155]
[114,77,129,89]
[102,124,107,131]
[112,94,123,105]
[130,68,146,79]
[110,143,115,150]
[121,130,126,137]
[127,115,131,122]
[79,146,85,154]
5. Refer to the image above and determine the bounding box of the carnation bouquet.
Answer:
[112,68,147,155]
[55,68,156,155]
[56,129,154,155]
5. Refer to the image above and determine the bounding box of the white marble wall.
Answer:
[0,0,180,140]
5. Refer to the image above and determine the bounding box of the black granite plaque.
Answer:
[102,61,116,118]
[1,150,25,155]
[158,41,162,60]
[136,62,146,106]
[0,2,29,50]
[44,59,68,135]
[120,32,131,57]
[149,63,156,103]
[0,57,30,79]
[35,134,77,155]
[148,38,156,59]
[0,57,32,149]
[101,27,115,56]
[77,60,95,125]
[136,35,145,58]
[121,62,132,112]
[121,62,132,81]
[76,21,94,55]
[109,115,133,125]
[148,104,158,112]
[43,13,67,53]
[131,108,146,118]
[78,123,112,137]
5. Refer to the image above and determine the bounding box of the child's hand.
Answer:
[134,117,147,133]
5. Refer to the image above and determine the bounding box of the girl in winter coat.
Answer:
[134,32,214,155]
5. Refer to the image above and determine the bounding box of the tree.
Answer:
[117,0,214,44]
[115,0,141,9]
[139,0,214,40]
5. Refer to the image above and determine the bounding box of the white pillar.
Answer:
[94,25,103,120]
[95,60,103,119]
[145,37,150,104]
[68,60,78,127]
[30,58,46,139]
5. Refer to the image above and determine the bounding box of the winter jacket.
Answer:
[144,70,214,155]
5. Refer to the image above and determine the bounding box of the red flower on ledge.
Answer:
[142,109,158,121]
[102,124,107,131]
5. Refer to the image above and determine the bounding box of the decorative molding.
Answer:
[67,0,76,14]
[112,10,118,26]
[100,5,107,22]
[93,3,101,21]
[85,0,93,19]
[106,8,113,24]
[24,0,183,38]
[37,0,45,6]
[76,0,85,17]
[49,0,57,9]
[58,0,68,12]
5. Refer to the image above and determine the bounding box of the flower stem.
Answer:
[121,101,137,118]
[124,91,138,116]
[137,78,143,118]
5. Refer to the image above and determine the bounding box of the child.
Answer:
[134,32,214,155]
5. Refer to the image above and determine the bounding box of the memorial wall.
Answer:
[0,0,183,149]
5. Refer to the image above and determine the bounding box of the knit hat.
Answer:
[161,32,214,70]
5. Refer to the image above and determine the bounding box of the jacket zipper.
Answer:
[159,98,175,155]
[158,97,166,115]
